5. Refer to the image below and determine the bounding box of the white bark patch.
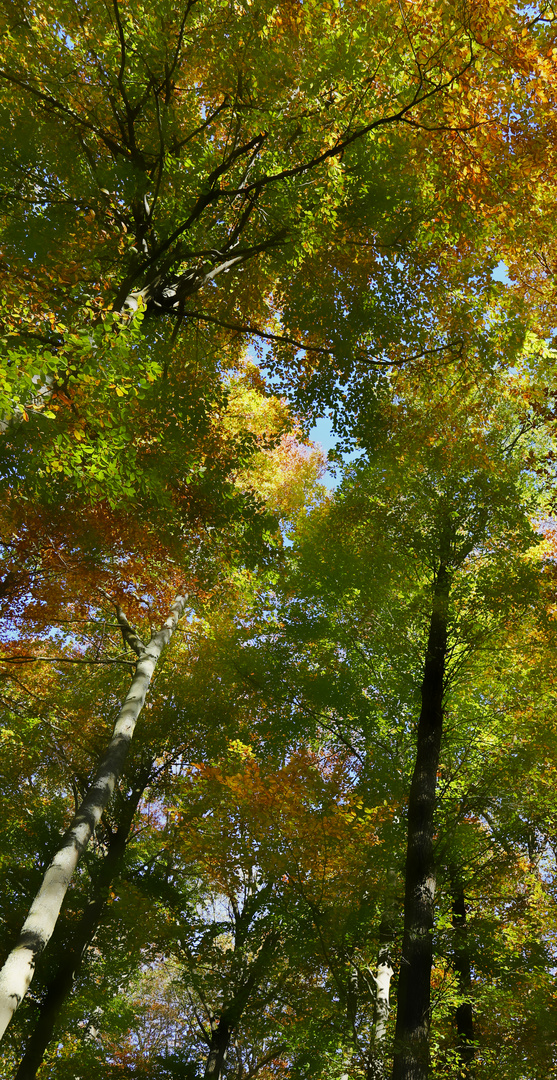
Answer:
[375,958,394,1045]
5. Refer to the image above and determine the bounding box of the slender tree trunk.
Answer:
[14,761,154,1080]
[367,871,396,1080]
[0,594,187,1040]
[450,877,475,1079]
[201,930,278,1080]
[368,928,395,1078]
[374,943,394,1047]
[391,565,450,1080]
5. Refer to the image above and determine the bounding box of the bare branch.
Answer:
[168,0,200,81]
[170,96,230,155]
[0,655,136,667]
[183,309,333,353]
[0,69,129,161]
[145,132,267,262]
[183,311,463,370]
[245,1046,287,1080]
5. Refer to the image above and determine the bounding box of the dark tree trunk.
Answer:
[451,878,475,1079]
[14,763,153,1080]
[201,927,279,1080]
[204,1017,232,1080]
[392,565,450,1080]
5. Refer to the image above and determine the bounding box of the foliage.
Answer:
[4,2,557,1078]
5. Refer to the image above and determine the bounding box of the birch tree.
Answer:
[0,593,187,1037]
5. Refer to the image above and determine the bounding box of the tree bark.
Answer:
[0,594,187,1040]
[204,1017,232,1080]
[375,944,394,1047]
[13,761,154,1080]
[450,878,475,1079]
[391,565,450,1080]
[367,871,396,1080]
[368,921,395,1077]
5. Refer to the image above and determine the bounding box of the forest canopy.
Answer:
[1,2,557,1079]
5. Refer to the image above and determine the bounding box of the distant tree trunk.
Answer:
[367,933,395,1080]
[392,565,450,1080]
[450,877,475,1079]
[201,929,279,1080]
[367,871,396,1080]
[14,761,154,1080]
[0,594,187,1040]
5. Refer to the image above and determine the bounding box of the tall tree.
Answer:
[0,591,187,1037]
[13,756,156,1080]
[250,358,552,1078]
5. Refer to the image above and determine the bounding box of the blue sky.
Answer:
[308,415,344,490]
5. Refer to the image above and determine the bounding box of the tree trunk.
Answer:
[204,1017,232,1080]
[451,878,475,1079]
[201,929,279,1080]
[0,594,187,1040]
[391,565,450,1080]
[14,761,154,1080]
[367,871,396,1080]
[368,931,395,1078]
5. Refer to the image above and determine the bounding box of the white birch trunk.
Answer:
[367,869,396,1080]
[0,593,187,1040]
[374,946,394,1046]
[366,946,394,1080]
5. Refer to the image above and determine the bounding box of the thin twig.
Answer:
[0,655,135,667]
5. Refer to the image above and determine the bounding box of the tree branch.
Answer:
[226,56,476,199]
[0,655,136,667]
[115,604,148,657]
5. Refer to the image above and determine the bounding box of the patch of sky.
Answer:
[55,25,75,50]
[309,414,360,491]
[492,260,510,284]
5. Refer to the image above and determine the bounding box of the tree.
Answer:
[0,591,187,1037]
[0,0,543,419]
[239,356,553,1078]
[3,351,557,1076]
[12,754,156,1080]
[4,2,557,1075]
[0,349,321,1044]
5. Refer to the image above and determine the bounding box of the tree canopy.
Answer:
[2,2,557,1079]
